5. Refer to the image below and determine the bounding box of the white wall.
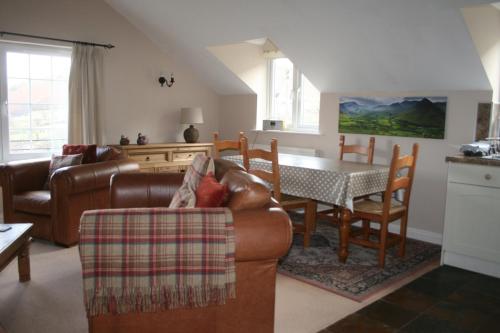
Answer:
[463,5,500,103]
[219,90,492,236]
[208,42,268,128]
[0,0,220,146]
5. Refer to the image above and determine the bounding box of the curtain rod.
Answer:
[0,31,115,49]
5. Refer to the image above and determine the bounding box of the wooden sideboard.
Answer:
[112,143,213,173]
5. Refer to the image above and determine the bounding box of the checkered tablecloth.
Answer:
[223,154,390,211]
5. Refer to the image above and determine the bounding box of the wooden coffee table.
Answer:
[0,223,33,282]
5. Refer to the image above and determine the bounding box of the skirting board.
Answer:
[442,251,500,278]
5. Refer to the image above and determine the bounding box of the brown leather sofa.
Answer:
[0,151,139,246]
[87,163,293,333]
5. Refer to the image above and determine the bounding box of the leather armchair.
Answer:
[0,156,139,246]
[87,167,293,333]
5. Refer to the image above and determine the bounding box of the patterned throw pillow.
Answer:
[62,144,97,164]
[44,154,84,190]
[169,154,214,208]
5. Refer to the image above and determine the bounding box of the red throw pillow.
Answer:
[62,144,97,164]
[195,172,228,208]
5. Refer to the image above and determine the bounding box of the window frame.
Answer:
[0,42,72,161]
[266,57,319,133]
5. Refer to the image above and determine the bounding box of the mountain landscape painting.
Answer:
[339,96,447,139]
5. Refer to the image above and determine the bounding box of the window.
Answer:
[267,58,320,132]
[0,43,71,161]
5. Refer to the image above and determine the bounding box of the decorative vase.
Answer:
[183,125,199,143]
[137,133,148,145]
[119,135,130,146]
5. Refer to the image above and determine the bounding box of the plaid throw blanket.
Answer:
[79,207,235,317]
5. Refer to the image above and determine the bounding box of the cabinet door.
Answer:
[443,182,500,264]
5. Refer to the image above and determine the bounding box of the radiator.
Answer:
[251,144,317,157]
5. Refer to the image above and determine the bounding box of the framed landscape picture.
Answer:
[339,96,447,139]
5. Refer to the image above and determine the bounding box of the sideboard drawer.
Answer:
[130,153,166,163]
[448,163,500,188]
[172,151,204,162]
[157,166,180,173]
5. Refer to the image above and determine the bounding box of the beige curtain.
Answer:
[68,44,104,144]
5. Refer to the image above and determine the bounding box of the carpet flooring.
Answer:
[0,238,436,333]
[279,214,441,301]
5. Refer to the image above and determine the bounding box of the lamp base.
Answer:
[183,125,199,143]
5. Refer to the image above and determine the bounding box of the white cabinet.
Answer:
[442,162,500,277]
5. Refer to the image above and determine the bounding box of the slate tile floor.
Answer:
[320,265,500,333]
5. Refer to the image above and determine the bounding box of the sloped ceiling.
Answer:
[106,0,495,95]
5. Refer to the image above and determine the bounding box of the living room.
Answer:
[1,0,499,332]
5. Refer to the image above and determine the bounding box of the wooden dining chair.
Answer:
[241,137,317,247]
[339,135,375,164]
[318,135,376,222]
[213,132,245,158]
[348,143,419,268]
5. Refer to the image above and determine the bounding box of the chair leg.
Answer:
[378,220,388,268]
[399,213,408,258]
[303,200,317,247]
[362,219,370,240]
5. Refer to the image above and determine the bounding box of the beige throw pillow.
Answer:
[44,153,84,190]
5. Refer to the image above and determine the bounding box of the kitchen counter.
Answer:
[445,155,500,167]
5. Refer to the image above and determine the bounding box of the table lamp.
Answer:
[180,107,204,143]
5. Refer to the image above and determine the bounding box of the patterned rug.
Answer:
[278,213,441,302]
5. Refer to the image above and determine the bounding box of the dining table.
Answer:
[223,153,391,263]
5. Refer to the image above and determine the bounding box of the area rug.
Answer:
[278,213,441,302]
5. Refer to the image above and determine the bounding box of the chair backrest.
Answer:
[339,135,375,164]
[382,143,419,216]
[213,132,245,158]
[241,137,281,201]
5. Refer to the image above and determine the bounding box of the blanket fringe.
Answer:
[85,284,236,317]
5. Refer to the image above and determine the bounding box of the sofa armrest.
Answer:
[110,173,185,208]
[0,158,50,194]
[0,158,50,222]
[51,159,140,195]
[233,202,292,261]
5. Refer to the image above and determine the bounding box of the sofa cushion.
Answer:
[96,146,123,162]
[221,170,271,211]
[214,158,245,182]
[169,154,214,208]
[195,172,228,208]
[44,153,84,190]
[13,190,51,216]
[63,144,97,164]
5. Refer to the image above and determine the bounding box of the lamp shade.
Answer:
[180,107,204,124]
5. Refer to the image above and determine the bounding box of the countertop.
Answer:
[446,155,500,167]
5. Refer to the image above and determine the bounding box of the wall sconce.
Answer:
[158,73,175,87]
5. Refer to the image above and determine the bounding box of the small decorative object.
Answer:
[180,107,204,143]
[137,133,148,145]
[158,73,175,87]
[339,96,447,139]
[119,135,130,146]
